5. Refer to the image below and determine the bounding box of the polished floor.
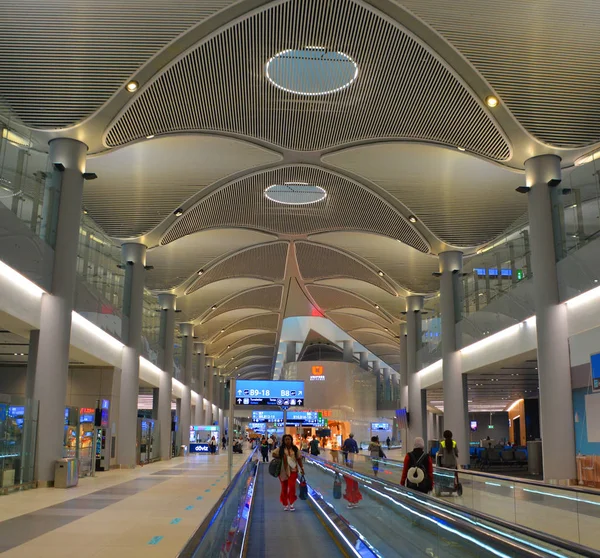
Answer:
[0,451,245,557]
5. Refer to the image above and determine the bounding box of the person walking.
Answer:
[368,436,384,476]
[400,437,434,493]
[272,434,305,511]
[386,436,391,450]
[222,435,227,450]
[209,436,217,455]
[309,436,321,456]
[344,474,362,509]
[438,430,458,469]
[342,433,359,464]
[260,437,269,463]
[301,437,309,453]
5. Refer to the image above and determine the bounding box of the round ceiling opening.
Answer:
[265,48,358,95]
[265,182,327,205]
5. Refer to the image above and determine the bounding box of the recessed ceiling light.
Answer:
[374,304,380,309]
[83,208,88,215]
[146,135,155,139]
[211,306,217,311]
[173,208,184,217]
[408,215,418,223]
[595,279,599,283]
[457,147,466,152]
[227,345,231,349]
[378,271,384,277]
[221,329,225,333]
[485,95,499,108]
[198,270,204,276]
[126,80,139,93]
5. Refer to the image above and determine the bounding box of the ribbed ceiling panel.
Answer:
[186,242,288,295]
[211,286,284,320]
[218,313,280,337]
[328,311,391,331]
[162,166,428,252]
[210,331,277,356]
[196,309,271,341]
[309,231,440,292]
[307,284,385,315]
[147,229,277,290]
[295,241,396,295]
[0,0,236,128]
[217,346,275,365]
[106,0,510,161]
[322,145,526,248]
[399,0,600,147]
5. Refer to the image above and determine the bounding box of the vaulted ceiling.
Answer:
[1,0,598,379]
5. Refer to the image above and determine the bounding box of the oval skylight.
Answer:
[265,48,358,96]
[265,183,327,205]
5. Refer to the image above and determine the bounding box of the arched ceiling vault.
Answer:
[3,0,599,378]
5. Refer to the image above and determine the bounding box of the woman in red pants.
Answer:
[273,434,305,511]
[343,475,362,509]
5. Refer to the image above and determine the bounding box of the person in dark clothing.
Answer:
[222,435,227,450]
[309,436,321,456]
[260,437,269,462]
[401,437,434,493]
[386,436,391,450]
[342,433,359,464]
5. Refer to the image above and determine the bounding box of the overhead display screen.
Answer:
[592,353,600,391]
[235,380,305,406]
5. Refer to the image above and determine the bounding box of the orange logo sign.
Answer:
[312,365,324,376]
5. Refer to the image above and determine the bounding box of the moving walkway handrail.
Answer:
[178,447,258,558]
[306,454,600,558]
[362,449,600,498]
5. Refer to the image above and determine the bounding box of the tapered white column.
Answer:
[157,293,176,460]
[525,154,576,482]
[206,358,214,424]
[359,352,369,370]
[440,251,469,467]
[406,296,426,444]
[195,342,205,425]
[383,368,392,401]
[118,242,147,467]
[399,324,408,410]
[32,138,87,483]
[343,340,354,362]
[179,322,194,452]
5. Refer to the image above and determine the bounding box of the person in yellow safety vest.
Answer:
[439,430,458,469]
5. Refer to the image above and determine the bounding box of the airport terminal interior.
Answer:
[3,1,600,556]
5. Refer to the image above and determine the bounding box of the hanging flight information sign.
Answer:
[235,380,305,406]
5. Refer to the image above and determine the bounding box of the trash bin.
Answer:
[54,458,78,488]
[180,445,187,457]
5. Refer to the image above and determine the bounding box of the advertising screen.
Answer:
[470,420,478,432]
[371,422,390,431]
[234,380,305,406]
[591,352,600,391]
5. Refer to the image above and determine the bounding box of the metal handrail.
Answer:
[177,447,258,558]
[306,454,600,558]
[375,450,600,498]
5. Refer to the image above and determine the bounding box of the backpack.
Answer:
[406,451,431,493]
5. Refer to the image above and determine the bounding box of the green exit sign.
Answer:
[516,269,524,281]
[488,425,495,429]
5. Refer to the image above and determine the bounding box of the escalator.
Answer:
[245,463,346,557]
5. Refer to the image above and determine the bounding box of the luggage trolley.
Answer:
[434,453,463,497]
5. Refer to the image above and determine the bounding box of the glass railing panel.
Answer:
[141,291,160,364]
[0,124,49,239]
[74,214,125,340]
[0,396,39,493]
[180,449,258,557]
[576,490,600,551]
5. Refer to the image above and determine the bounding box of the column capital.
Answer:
[439,251,463,273]
[399,323,407,336]
[157,292,176,310]
[524,154,561,187]
[180,322,194,337]
[49,137,88,172]
[121,243,147,266]
[406,295,424,313]
[194,341,205,353]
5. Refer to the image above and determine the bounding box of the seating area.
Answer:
[473,447,529,471]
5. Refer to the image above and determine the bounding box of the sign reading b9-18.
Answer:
[234,380,305,407]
